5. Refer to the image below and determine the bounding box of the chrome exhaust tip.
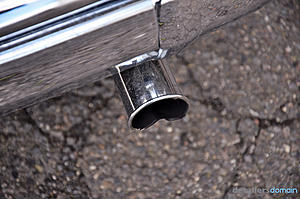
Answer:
[128,94,189,130]
[112,59,189,130]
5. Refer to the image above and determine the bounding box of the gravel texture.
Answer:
[1,0,300,198]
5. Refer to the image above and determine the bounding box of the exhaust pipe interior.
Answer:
[112,59,189,130]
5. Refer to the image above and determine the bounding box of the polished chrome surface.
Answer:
[128,94,188,130]
[0,0,269,116]
[0,0,39,12]
[160,0,175,4]
[112,59,188,130]
[0,0,151,65]
[0,0,118,46]
[116,49,168,71]
[0,0,159,115]
[0,0,103,36]
[0,0,59,29]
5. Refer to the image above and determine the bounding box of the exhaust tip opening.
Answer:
[129,96,189,130]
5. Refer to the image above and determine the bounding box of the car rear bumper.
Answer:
[0,0,270,115]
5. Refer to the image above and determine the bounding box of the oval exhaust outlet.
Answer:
[112,59,189,130]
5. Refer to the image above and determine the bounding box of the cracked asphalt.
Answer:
[1,0,300,198]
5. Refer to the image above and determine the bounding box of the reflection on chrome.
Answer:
[0,0,156,64]
[0,0,59,29]
[0,0,39,12]
[0,0,104,36]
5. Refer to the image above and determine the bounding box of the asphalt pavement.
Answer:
[1,0,300,198]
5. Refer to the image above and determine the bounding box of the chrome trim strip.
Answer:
[0,0,39,12]
[0,0,154,65]
[0,0,58,29]
[0,0,106,35]
[0,0,114,43]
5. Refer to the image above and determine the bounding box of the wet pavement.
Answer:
[1,0,300,198]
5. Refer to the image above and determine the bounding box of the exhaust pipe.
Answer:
[112,58,189,130]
